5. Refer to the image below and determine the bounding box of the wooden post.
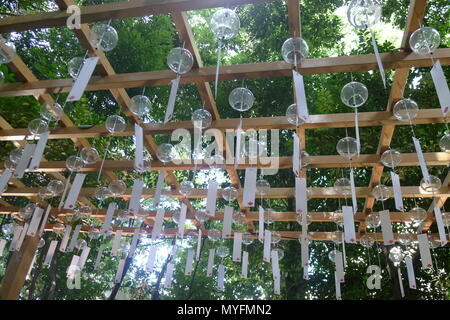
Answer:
[0,235,39,300]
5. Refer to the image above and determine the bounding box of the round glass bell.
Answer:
[66,155,84,172]
[156,143,176,163]
[265,208,275,225]
[331,231,343,244]
[0,71,4,85]
[0,38,17,64]
[409,206,427,224]
[409,26,440,55]
[37,186,49,200]
[192,109,212,129]
[130,95,151,117]
[347,0,382,29]
[393,98,419,122]
[167,47,194,74]
[397,232,412,247]
[108,180,127,197]
[80,147,99,165]
[256,179,270,196]
[28,119,48,135]
[232,212,246,227]
[360,233,375,248]
[372,184,390,201]
[207,229,221,242]
[88,24,119,52]
[420,175,441,193]
[281,37,309,65]
[38,238,46,249]
[40,102,63,122]
[67,57,85,79]
[381,149,401,168]
[271,232,282,244]
[229,87,255,112]
[388,247,404,264]
[217,245,230,258]
[328,249,337,262]
[105,114,126,134]
[332,209,344,228]
[340,81,368,108]
[47,180,65,195]
[334,178,351,196]
[94,186,110,201]
[18,207,33,220]
[210,8,240,41]
[179,180,194,197]
[274,247,284,260]
[365,213,381,229]
[242,232,254,246]
[286,104,305,126]
[439,133,450,153]
[300,151,310,167]
[134,157,151,173]
[336,136,358,159]
[9,148,23,164]
[221,186,237,203]
[76,239,87,250]
[195,210,209,224]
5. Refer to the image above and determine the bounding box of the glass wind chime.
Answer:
[0,36,17,83]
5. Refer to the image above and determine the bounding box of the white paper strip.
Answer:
[67,224,82,252]
[128,179,144,214]
[66,56,99,102]
[164,75,181,123]
[232,232,243,262]
[44,240,58,266]
[271,250,280,280]
[38,205,52,237]
[258,206,264,242]
[274,276,281,295]
[391,172,404,212]
[64,173,86,209]
[303,264,309,280]
[413,137,430,182]
[242,251,249,278]
[300,235,309,268]
[10,225,23,252]
[153,170,165,208]
[94,244,105,270]
[0,168,12,194]
[115,259,126,283]
[196,229,202,261]
[405,256,417,289]
[177,204,187,237]
[430,60,450,116]
[128,228,140,258]
[293,133,300,176]
[111,230,123,257]
[380,210,394,245]
[67,255,79,278]
[152,209,165,240]
[13,144,36,179]
[0,239,6,257]
[234,120,243,169]
[243,168,257,207]
[417,233,433,269]
[335,250,345,283]
[205,180,218,216]
[295,177,307,215]
[433,206,448,246]
[355,111,360,155]
[101,202,116,233]
[222,206,233,239]
[59,225,72,252]
[145,245,158,272]
[398,268,405,298]
[27,207,44,237]
[263,230,271,263]
[185,249,195,276]
[371,31,386,88]
[14,222,29,252]
[207,248,215,277]
[28,131,50,170]
[293,70,309,122]
[134,124,144,169]
[77,246,91,270]
[58,177,71,210]
[343,205,356,244]
[334,271,342,300]
[217,264,225,291]
[350,169,357,213]
[164,263,175,289]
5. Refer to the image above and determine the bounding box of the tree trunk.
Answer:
[151,238,177,300]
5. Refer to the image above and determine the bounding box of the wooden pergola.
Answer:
[0,0,447,299]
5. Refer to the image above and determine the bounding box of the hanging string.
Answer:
[214,39,223,99]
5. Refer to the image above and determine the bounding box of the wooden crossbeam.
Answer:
[1,48,450,98]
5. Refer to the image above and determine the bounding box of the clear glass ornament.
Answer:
[94,186,110,201]
[409,206,427,224]
[372,184,390,201]
[0,70,3,85]
[274,247,284,260]
[66,155,84,172]
[264,208,275,225]
[38,238,46,249]
[68,209,82,223]
[179,180,194,197]
[420,175,442,193]
[76,239,87,250]
[409,26,440,55]
[192,109,212,129]
[222,186,238,202]
[286,104,305,126]
[360,233,375,248]
[47,180,64,195]
[79,205,92,217]
[217,245,230,258]
[40,102,63,122]
[328,249,337,262]
[256,179,270,196]
[88,24,119,52]
[442,211,450,226]
[210,8,240,40]
[80,147,99,165]
[28,118,48,135]
[67,57,85,79]
[366,213,381,229]
[381,149,401,168]
[332,209,344,228]
[334,178,352,196]
[347,0,382,29]
[232,212,246,226]
[439,133,450,153]
[9,148,23,164]
[296,212,312,226]
[2,223,14,235]
[130,95,151,117]
[428,236,440,250]
[156,143,176,163]
[397,232,412,247]
[108,180,127,197]
[105,114,126,134]
[242,232,254,245]
[195,210,209,224]
[0,38,17,64]
[167,47,194,74]
[388,247,404,264]
[38,186,49,200]
[18,207,33,220]
[281,37,309,65]
[300,151,310,167]
[134,157,151,173]
[271,231,281,244]
[331,231,343,244]
[4,159,16,171]
[393,98,419,122]
[336,136,358,159]
[207,229,221,242]
[229,87,255,112]
[341,81,368,108]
